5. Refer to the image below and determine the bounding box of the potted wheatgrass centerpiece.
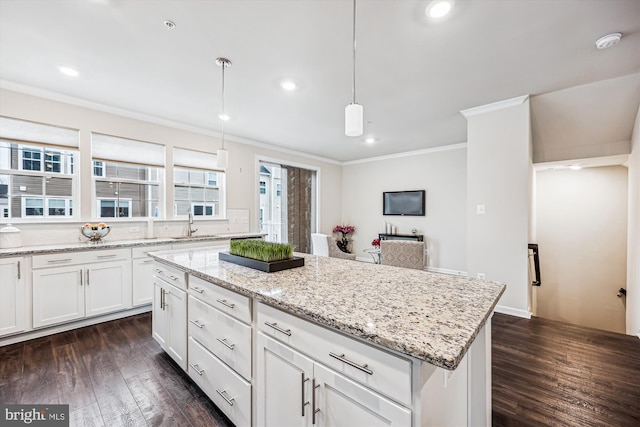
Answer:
[219,239,304,272]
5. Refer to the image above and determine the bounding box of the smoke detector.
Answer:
[595,33,621,49]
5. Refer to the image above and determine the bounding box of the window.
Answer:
[276,183,281,197]
[172,147,225,219]
[1,117,78,221]
[260,180,266,194]
[173,167,223,218]
[92,133,164,219]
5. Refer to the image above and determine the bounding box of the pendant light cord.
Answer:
[352,0,357,104]
[221,61,226,150]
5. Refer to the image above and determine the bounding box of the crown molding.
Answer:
[460,95,529,118]
[341,142,467,166]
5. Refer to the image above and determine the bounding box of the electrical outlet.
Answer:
[477,272,486,280]
[476,204,486,215]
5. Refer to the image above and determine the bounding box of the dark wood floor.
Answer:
[492,313,640,427]
[0,313,232,427]
[2,313,639,426]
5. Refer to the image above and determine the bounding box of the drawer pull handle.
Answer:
[153,268,163,274]
[312,378,320,424]
[216,389,235,406]
[216,337,235,350]
[329,352,373,375]
[189,363,204,375]
[264,321,292,336]
[143,259,153,263]
[301,373,309,416]
[48,258,72,264]
[97,254,117,259]
[167,275,179,281]
[191,286,204,294]
[189,319,204,329]
[216,299,235,309]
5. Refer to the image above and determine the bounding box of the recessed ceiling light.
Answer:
[280,80,297,91]
[568,164,583,170]
[365,137,375,144]
[164,20,176,30]
[218,114,230,121]
[426,0,454,19]
[58,66,79,77]
[595,32,621,49]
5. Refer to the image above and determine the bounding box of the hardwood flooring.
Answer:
[492,313,640,427]
[0,313,232,427]
[2,312,638,426]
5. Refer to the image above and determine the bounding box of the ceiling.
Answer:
[1,0,639,163]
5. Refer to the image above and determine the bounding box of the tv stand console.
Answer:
[379,233,423,242]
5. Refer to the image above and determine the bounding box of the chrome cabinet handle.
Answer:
[216,337,235,350]
[216,299,235,309]
[48,258,71,264]
[189,363,204,375]
[329,352,373,375]
[191,286,204,294]
[143,259,153,263]
[264,321,291,336]
[312,378,320,424]
[97,254,117,259]
[301,373,309,416]
[86,269,90,286]
[79,269,83,286]
[167,275,179,281]
[216,389,234,406]
[153,268,163,274]
[17,261,21,280]
[189,319,204,329]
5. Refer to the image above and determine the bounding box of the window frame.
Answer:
[172,166,225,220]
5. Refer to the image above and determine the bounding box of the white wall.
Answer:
[627,106,640,337]
[0,89,343,245]
[464,96,531,317]
[341,146,467,272]
[536,166,628,333]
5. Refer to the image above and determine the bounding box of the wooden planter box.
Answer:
[219,252,304,273]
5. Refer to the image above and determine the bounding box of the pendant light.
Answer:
[345,0,363,137]
[216,57,231,169]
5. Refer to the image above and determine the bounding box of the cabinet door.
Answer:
[314,363,411,427]
[33,265,84,328]
[132,257,155,306]
[257,333,314,427]
[166,284,187,370]
[152,280,169,350]
[85,259,132,317]
[0,257,26,336]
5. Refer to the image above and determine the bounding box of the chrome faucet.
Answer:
[187,210,198,237]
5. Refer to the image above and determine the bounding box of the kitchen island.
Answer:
[149,247,505,426]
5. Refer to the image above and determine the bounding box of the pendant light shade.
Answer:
[345,0,363,137]
[216,57,231,169]
[345,103,363,137]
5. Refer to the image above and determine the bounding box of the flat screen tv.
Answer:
[383,190,425,216]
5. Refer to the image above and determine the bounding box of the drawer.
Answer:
[188,337,251,427]
[152,262,187,291]
[32,248,129,269]
[132,244,172,259]
[258,303,412,406]
[188,296,252,380]
[189,275,251,324]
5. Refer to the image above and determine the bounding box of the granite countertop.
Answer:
[0,232,265,257]
[149,248,506,370]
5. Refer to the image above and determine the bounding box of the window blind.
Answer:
[0,116,79,148]
[92,133,165,166]
[174,147,219,170]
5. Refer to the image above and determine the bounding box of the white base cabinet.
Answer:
[152,263,187,370]
[33,265,85,328]
[0,257,26,337]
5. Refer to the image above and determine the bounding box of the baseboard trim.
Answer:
[494,305,531,319]
[0,305,152,347]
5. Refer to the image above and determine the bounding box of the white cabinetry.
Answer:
[32,249,131,329]
[131,244,172,306]
[257,303,412,426]
[0,257,26,337]
[151,262,187,370]
[187,273,253,426]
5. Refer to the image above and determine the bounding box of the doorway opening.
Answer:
[258,161,317,253]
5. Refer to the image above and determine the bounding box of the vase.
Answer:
[337,234,351,253]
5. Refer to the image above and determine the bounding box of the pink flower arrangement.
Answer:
[371,238,380,248]
[333,225,355,234]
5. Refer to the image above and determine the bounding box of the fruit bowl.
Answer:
[81,223,110,244]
